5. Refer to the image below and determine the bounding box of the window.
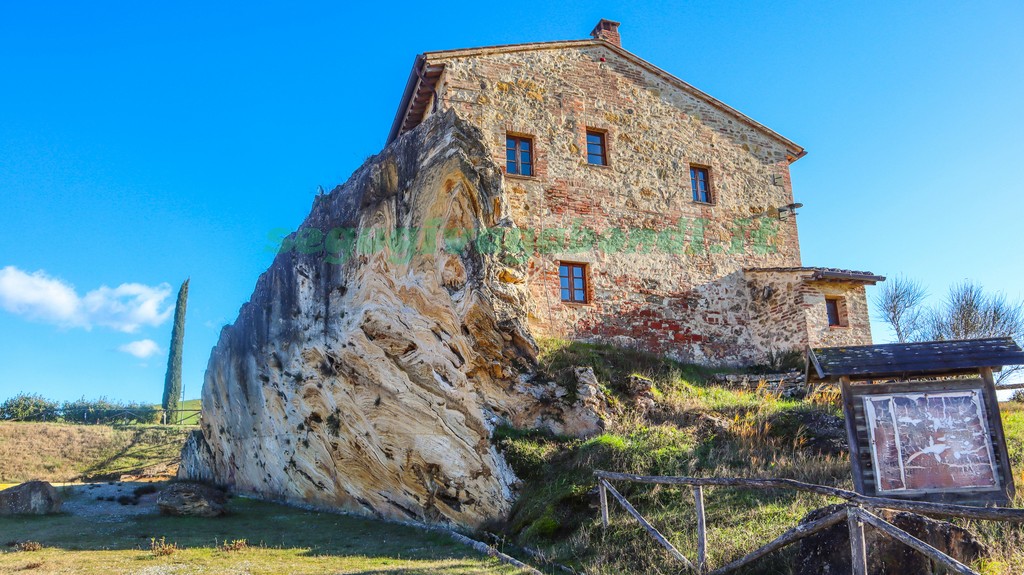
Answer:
[691,166,712,203]
[559,262,588,303]
[586,130,607,166]
[826,297,846,327]
[506,135,533,176]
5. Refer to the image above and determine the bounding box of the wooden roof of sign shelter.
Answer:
[806,337,1024,383]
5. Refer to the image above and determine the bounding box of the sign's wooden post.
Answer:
[847,507,868,575]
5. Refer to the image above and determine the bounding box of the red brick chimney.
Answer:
[590,19,621,47]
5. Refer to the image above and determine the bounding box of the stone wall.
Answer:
[805,279,873,348]
[744,269,816,357]
[424,45,808,363]
[745,269,874,353]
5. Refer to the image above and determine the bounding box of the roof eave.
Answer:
[395,39,806,158]
[809,270,886,284]
[387,54,426,145]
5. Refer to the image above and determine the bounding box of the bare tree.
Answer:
[926,281,1024,383]
[873,275,928,343]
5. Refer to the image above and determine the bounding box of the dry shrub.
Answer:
[218,539,249,552]
[805,383,841,407]
[149,537,179,557]
[753,379,783,401]
[13,541,42,552]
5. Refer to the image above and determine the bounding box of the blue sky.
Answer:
[1,1,1022,403]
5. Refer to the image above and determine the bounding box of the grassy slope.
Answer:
[0,423,193,484]
[0,491,527,575]
[501,339,1024,575]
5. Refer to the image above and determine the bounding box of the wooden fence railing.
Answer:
[595,470,1024,575]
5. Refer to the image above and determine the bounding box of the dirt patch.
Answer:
[60,481,164,520]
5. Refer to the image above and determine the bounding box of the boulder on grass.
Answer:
[795,504,987,574]
[156,482,227,517]
[0,481,62,515]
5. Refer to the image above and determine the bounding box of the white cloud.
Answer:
[118,339,162,359]
[0,266,173,332]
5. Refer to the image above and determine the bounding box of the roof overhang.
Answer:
[806,337,1024,383]
[386,38,807,160]
[387,55,446,145]
[807,269,885,283]
[745,267,885,284]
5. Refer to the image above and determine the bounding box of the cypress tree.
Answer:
[162,279,189,423]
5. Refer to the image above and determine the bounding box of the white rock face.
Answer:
[181,111,605,527]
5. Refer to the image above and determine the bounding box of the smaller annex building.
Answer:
[388,19,884,365]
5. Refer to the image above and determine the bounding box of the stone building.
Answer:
[387,19,883,365]
[182,20,888,527]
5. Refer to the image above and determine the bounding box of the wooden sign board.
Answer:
[841,377,1015,506]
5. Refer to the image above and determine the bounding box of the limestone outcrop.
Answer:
[157,482,228,517]
[181,110,606,528]
[0,481,62,515]
[795,504,987,574]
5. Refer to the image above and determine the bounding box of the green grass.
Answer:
[0,422,193,483]
[0,490,529,574]
[499,338,1024,575]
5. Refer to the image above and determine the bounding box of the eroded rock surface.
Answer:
[0,481,62,515]
[795,504,987,574]
[157,482,227,517]
[182,110,606,528]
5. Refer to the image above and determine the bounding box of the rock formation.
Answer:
[795,504,987,574]
[157,482,228,517]
[181,110,607,528]
[0,481,62,515]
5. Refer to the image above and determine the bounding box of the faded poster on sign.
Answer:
[864,390,998,494]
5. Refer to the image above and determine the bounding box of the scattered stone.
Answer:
[794,504,987,574]
[156,482,227,517]
[0,481,62,516]
[713,371,805,398]
[513,367,611,437]
[626,374,656,414]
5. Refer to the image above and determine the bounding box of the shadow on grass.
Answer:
[0,494,486,564]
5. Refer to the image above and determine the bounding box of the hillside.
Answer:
[0,422,193,484]
[499,339,1024,574]
[2,346,1023,574]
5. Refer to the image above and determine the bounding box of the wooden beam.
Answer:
[598,479,609,529]
[840,376,867,494]
[847,507,868,575]
[594,471,1024,521]
[854,507,980,575]
[600,480,695,571]
[981,367,1017,501]
[706,508,847,575]
[694,486,707,574]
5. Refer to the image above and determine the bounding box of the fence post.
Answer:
[693,486,707,574]
[847,507,868,575]
[599,479,609,528]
